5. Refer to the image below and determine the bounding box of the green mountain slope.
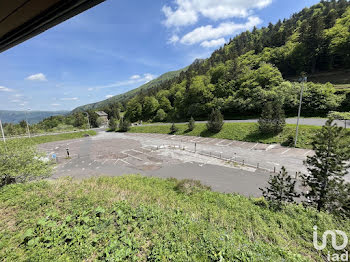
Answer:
[122,1,350,122]
[0,110,69,124]
[72,67,188,112]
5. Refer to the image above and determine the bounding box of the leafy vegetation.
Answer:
[1,175,349,261]
[0,140,52,187]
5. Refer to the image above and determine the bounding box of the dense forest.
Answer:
[120,0,350,122]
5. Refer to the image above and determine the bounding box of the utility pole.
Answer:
[25,108,31,138]
[295,74,307,147]
[0,119,5,143]
[84,112,90,129]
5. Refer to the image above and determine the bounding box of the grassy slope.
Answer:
[15,130,97,145]
[0,176,349,261]
[128,123,325,149]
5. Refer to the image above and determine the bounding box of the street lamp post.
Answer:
[25,108,31,138]
[295,75,307,147]
[0,119,6,143]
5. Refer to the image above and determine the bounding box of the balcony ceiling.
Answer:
[0,0,105,53]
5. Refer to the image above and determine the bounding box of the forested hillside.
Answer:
[122,0,350,122]
[72,67,188,112]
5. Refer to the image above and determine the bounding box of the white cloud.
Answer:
[168,34,180,44]
[200,38,226,48]
[11,99,21,103]
[180,16,261,45]
[88,88,94,91]
[106,95,114,98]
[26,73,47,81]
[130,75,141,80]
[0,86,13,92]
[95,73,157,89]
[60,97,78,101]
[162,0,271,27]
[14,93,22,97]
[51,103,61,106]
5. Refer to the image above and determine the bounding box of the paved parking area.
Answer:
[38,131,320,196]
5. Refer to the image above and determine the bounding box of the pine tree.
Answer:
[119,117,130,132]
[188,117,195,131]
[108,117,118,131]
[260,166,300,210]
[301,119,350,212]
[170,123,178,134]
[207,109,224,133]
[258,100,285,134]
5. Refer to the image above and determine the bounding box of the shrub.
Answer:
[175,179,211,195]
[170,123,178,134]
[206,109,224,133]
[155,109,167,122]
[108,117,118,131]
[188,117,195,131]
[0,140,51,187]
[119,118,130,132]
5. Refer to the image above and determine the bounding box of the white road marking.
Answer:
[250,143,259,150]
[267,161,280,166]
[266,144,277,151]
[118,158,132,165]
[227,141,235,146]
[123,151,143,161]
[303,150,312,156]
[281,148,291,155]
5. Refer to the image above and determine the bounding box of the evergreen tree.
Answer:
[207,109,224,133]
[260,166,300,210]
[170,123,179,134]
[108,117,118,131]
[258,100,285,134]
[188,117,195,131]
[301,119,350,212]
[119,117,130,132]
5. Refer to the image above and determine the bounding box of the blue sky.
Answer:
[0,0,320,111]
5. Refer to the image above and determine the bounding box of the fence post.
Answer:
[242,160,245,166]
[274,166,276,173]
[257,163,259,169]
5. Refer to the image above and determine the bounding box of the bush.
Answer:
[206,109,224,133]
[108,117,118,131]
[155,109,167,122]
[0,140,51,187]
[175,179,211,195]
[188,117,195,131]
[170,123,178,134]
[119,118,131,132]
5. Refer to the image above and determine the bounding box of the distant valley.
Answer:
[0,110,69,124]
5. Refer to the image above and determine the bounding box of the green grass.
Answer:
[14,130,97,145]
[129,123,327,149]
[0,175,349,261]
